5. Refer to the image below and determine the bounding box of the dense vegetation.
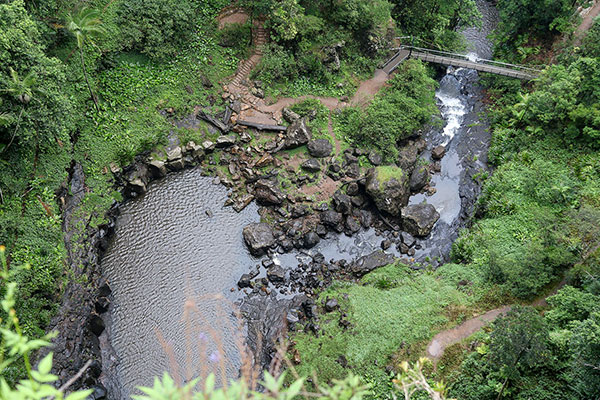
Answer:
[1,0,600,399]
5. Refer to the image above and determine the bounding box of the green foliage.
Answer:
[545,285,599,328]
[391,0,481,49]
[374,166,404,183]
[117,0,199,60]
[335,60,437,161]
[292,263,470,396]
[581,17,600,57]
[495,0,577,45]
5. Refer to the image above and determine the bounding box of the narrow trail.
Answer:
[426,278,569,364]
[328,113,341,155]
[574,0,600,46]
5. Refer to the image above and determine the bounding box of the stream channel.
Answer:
[100,1,497,398]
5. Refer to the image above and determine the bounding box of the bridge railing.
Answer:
[391,45,543,76]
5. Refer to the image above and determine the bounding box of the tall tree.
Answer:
[65,7,105,113]
[488,306,549,399]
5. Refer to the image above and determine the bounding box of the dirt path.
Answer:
[574,0,600,46]
[218,9,249,29]
[426,277,569,364]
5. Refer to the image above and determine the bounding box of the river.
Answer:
[100,0,497,397]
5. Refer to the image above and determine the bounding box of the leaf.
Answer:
[38,352,53,375]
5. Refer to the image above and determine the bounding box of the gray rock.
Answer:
[365,167,410,216]
[166,147,182,162]
[307,139,333,158]
[303,231,320,249]
[333,191,352,214]
[202,140,216,152]
[368,150,382,165]
[325,298,339,312]
[398,139,426,172]
[301,158,321,172]
[243,223,276,255]
[167,158,185,171]
[282,107,301,123]
[254,179,285,206]
[345,215,361,233]
[148,160,167,179]
[409,165,429,192]
[401,204,440,237]
[238,274,253,288]
[351,250,396,277]
[320,210,343,227]
[346,182,360,196]
[432,145,446,160]
[124,178,146,198]
[216,135,237,148]
[284,118,311,149]
[401,232,416,247]
[267,265,286,283]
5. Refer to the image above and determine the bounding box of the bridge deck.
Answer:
[384,49,539,80]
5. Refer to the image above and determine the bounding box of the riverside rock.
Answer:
[307,139,333,158]
[365,167,410,216]
[243,223,276,255]
[254,179,285,205]
[409,165,429,192]
[351,250,396,277]
[432,145,446,160]
[401,204,440,237]
[284,118,311,149]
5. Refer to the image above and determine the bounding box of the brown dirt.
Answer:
[218,10,249,30]
[301,175,341,202]
[574,0,600,46]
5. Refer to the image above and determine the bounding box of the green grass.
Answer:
[292,263,473,396]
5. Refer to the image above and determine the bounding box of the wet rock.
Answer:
[94,297,110,314]
[401,204,440,237]
[88,384,107,400]
[409,165,429,192]
[123,178,146,198]
[238,274,253,288]
[167,158,185,171]
[380,239,392,250]
[280,238,294,252]
[320,210,343,228]
[233,194,255,212]
[359,210,373,228]
[243,223,275,255]
[351,250,396,277]
[345,216,361,233]
[148,160,167,179]
[432,145,446,160]
[307,139,333,158]
[89,315,105,336]
[333,191,352,214]
[282,107,301,123]
[316,224,328,237]
[284,118,311,149]
[303,231,320,249]
[365,168,409,216]
[216,135,237,148]
[325,298,339,312]
[368,150,382,165]
[401,232,416,247]
[301,158,321,172]
[254,179,285,206]
[267,265,286,283]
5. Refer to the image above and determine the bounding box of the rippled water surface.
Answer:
[102,168,258,398]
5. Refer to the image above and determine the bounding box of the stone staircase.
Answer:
[230,20,267,88]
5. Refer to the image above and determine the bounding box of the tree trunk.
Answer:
[496,377,509,400]
[80,48,99,113]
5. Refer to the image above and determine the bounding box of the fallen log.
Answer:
[237,120,287,132]
[197,109,230,132]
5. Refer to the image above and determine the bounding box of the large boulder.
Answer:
[307,139,333,158]
[284,118,311,149]
[365,167,410,216]
[401,204,440,237]
[243,223,275,255]
[397,139,426,172]
[409,165,429,193]
[320,210,343,228]
[254,179,285,206]
[351,250,396,277]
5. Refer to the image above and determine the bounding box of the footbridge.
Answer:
[383,45,542,80]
